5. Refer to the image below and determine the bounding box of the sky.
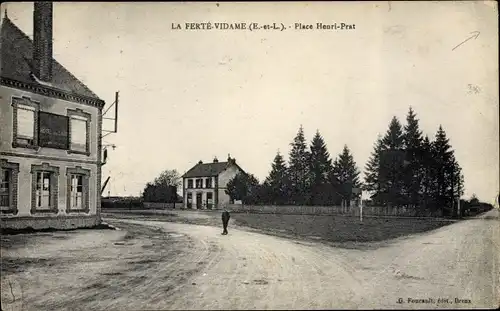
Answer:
[2,1,498,203]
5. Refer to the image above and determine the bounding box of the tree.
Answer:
[379,116,406,206]
[403,107,424,209]
[331,145,361,206]
[142,169,180,203]
[154,169,181,189]
[288,125,311,205]
[226,172,260,204]
[264,151,291,205]
[309,131,334,205]
[420,135,436,211]
[432,125,454,214]
[364,135,383,198]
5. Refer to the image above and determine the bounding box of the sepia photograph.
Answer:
[0,1,498,310]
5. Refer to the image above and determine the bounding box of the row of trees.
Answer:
[227,107,466,216]
[363,108,464,216]
[227,126,362,206]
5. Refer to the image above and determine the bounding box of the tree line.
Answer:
[227,126,362,207]
[227,107,468,216]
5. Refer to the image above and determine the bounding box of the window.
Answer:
[70,175,84,208]
[70,116,87,152]
[66,167,90,213]
[206,192,213,209]
[0,169,11,207]
[35,172,52,208]
[195,179,203,188]
[31,163,59,214]
[12,97,39,149]
[205,178,212,188]
[187,179,193,189]
[68,109,91,155]
[0,160,19,214]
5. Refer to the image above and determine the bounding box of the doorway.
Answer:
[196,192,202,209]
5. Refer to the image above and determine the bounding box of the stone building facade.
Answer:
[0,3,105,230]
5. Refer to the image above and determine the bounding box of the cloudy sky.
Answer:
[2,1,498,202]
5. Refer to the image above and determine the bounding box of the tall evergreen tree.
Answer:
[432,125,454,214]
[309,130,333,205]
[403,107,424,209]
[331,145,361,205]
[420,135,436,211]
[379,116,405,206]
[265,151,291,205]
[288,125,311,205]
[364,135,383,201]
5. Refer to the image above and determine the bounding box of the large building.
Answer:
[182,155,244,209]
[0,3,105,230]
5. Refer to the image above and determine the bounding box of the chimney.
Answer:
[33,2,53,82]
[213,157,218,163]
[198,160,203,164]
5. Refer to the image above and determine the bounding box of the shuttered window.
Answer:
[16,105,35,145]
[70,116,87,152]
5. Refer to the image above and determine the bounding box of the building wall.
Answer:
[0,85,101,229]
[217,164,242,208]
[182,164,242,209]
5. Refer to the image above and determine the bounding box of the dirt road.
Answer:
[113,209,499,310]
[2,209,498,310]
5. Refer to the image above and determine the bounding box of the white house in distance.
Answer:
[182,155,244,209]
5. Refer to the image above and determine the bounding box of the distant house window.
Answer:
[66,166,90,213]
[68,109,91,155]
[31,163,59,214]
[0,159,19,214]
[196,179,203,188]
[12,97,39,149]
[205,178,212,188]
[206,192,213,209]
[187,179,193,189]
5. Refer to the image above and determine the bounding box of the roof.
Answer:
[0,16,101,100]
[182,161,231,178]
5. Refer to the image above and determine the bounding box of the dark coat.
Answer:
[222,210,230,223]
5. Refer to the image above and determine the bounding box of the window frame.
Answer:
[31,163,59,214]
[195,178,202,189]
[11,96,40,150]
[66,166,90,213]
[0,159,19,215]
[67,108,91,156]
[187,179,193,189]
[205,177,212,188]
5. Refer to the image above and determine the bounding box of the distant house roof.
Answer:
[0,16,102,102]
[182,161,231,178]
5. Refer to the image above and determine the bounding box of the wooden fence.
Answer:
[225,204,444,218]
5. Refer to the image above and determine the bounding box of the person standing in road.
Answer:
[221,209,230,235]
